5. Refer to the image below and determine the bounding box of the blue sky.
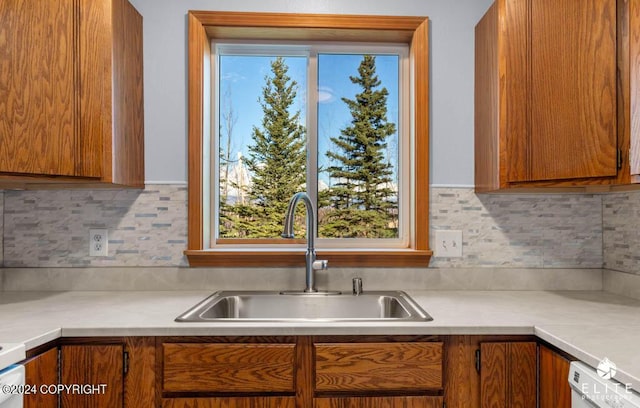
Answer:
[218,53,399,187]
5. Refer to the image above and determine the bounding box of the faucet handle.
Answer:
[312,260,328,270]
[352,277,363,295]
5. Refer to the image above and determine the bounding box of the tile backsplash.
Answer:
[0,185,605,269]
[2,186,187,267]
[430,189,602,268]
[603,191,640,275]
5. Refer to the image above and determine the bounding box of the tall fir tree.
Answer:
[321,55,397,238]
[236,57,307,238]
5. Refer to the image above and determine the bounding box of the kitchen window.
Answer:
[186,11,431,267]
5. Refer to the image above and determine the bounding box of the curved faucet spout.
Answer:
[282,192,314,240]
[281,192,327,293]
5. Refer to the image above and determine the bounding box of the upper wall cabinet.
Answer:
[475,0,640,192]
[0,0,144,189]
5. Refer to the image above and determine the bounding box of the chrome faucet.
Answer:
[282,192,328,293]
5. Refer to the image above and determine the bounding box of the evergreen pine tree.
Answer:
[239,57,307,237]
[321,55,397,238]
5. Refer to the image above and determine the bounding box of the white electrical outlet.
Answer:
[434,230,463,258]
[89,229,108,257]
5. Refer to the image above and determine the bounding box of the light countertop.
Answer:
[1,290,639,388]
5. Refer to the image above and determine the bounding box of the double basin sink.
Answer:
[176,290,432,322]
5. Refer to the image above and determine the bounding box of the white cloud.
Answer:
[318,86,336,103]
[221,72,246,83]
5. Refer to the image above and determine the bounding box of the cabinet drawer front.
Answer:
[162,397,296,408]
[163,343,295,393]
[314,396,443,408]
[315,342,442,392]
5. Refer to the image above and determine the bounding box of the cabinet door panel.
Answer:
[503,0,530,183]
[480,342,536,408]
[529,0,617,181]
[630,0,640,177]
[77,0,111,178]
[315,342,442,392]
[24,348,58,408]
[314,396,443,408]
[539,345,571,408]
[61,344,123,408]
[163,343,296,393]
[162,397,296,408]
[125,337,156,408]
[0,0,75,176]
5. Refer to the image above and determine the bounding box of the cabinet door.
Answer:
[24,348,58,408]
[77,0,110,179]
[539,345,571,408]
[162,397,296,408]
[630,0,640,178]
[0,0,76,176]
[314,396,443,408]
[61,344,124,408]
[517,0,617,182]
[480,342,536,408]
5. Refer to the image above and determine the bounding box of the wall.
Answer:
[128,0,493,186]
[0,1,615,293]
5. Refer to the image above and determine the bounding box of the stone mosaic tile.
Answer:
[603,191,640,275]
[1,186,604,269]
[430,188,603,268]
[3,186,187,267]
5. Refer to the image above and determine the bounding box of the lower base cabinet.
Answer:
[23,339,153,408]
[20,335,576,408]
[314,396,444,408]
[159,337,443,408]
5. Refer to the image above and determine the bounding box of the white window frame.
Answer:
[209,40,412,250]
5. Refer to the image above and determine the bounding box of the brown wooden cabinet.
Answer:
[22,338,155,408]
[19,335,578,408]
[0,0,144,189]
[314,396,443,408]
[158,337,444,408]
[314,342,442,392]
[24,348,58,408]
[620,0,640,183]
[539,345,572,408]
[444,336,541,408]
[475,0,624,192]
[162,343,296,393]
[159,338,299,408]
[479,342,536,408]
[162,397,296,408]
[60,344,124,407]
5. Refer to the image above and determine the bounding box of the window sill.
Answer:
[184,249,432,267]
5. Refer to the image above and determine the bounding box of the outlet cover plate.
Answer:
[434,230,463,258]
[89,229,108,257]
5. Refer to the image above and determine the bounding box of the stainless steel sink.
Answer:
[175,291,433,322]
